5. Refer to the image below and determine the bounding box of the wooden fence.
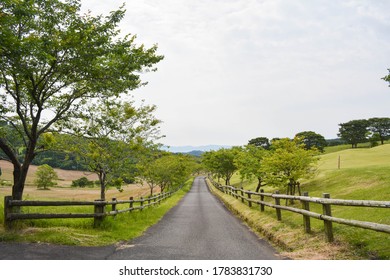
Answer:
[207,177,390,242]
[4,186,182,229]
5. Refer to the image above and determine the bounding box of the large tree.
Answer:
[262,138,319,197]
[235,144,268,192]
[368,117,390,145]
[337,119,369,148]
[0,0,163,200]
[64,99,162,200]
[295,131,327,152]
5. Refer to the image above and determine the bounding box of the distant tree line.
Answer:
[338,117,390,148]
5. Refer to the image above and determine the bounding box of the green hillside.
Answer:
[229,144,390,259]
[320,144,390,170]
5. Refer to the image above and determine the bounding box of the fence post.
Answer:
[240,188,244,203]
[129,197,134,212]
[140,197,144,211]
[247,192,252,207]
[260,189,265,212]
[4,196,13,229]
[111,198,117,217]
[301,192,311,233]
[322,193,334,242]
[94,199,105,227]
[274,190,282,221]
[234,188,238,199]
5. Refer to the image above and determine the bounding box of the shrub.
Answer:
[35,164,58,190]
[71,177,94,188]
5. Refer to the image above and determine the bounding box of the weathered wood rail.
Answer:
[207,176,390,242]
[4,185,183,229]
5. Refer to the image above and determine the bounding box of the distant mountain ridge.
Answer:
[163,145,232,153]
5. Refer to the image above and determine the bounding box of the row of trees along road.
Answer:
[202,137,319,197]
[137,153,199,196]
[0,0,164,200]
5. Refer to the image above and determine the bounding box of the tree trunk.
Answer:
[12,150,35,200]
[98,171,106,200]
[297,182,302,196]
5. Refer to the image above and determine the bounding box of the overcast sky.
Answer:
[81,0,390,147]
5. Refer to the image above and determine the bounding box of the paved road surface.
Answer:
[0,177,281,260]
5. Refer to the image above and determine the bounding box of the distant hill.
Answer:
[163,145,232,153]
[186,150,204,157]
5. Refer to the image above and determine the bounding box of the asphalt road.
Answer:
[0,176,281,260]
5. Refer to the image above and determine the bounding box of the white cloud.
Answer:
[80,0,390,146]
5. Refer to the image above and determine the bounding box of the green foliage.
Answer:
[368,117,390,145]
[202,147,240,185]
[35,164,58,190]
[247,137,270,149]
[336,118,390,149]
[60,98,162,200]
[0,0,163,200]
[222,145,390,259]
[382,68,390,86]
[261,138,319,196]
[33,150,87,171]
[71,177,94,188]
[138,153,196,195]
[235,145,268,191]
[338,119,370,148]
[295,131,327,152]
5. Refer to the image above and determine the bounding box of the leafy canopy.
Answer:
[261,138,319,195]
[0,0,163,199]
[63,98,162,200]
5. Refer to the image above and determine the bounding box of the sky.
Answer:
[81,0,390,147]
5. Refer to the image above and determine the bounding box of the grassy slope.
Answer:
[226,144,390,259]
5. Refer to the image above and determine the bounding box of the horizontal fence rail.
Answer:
[207,176,390,242]
[4,185,184,229]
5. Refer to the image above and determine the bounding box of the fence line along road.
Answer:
[4,184,184,229]
[207,176,390,242]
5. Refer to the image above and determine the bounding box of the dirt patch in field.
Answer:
[0,160,155,201]
[0,183,155,201]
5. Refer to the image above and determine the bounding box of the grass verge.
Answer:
[0,179,193,246]
[206,178,384,260]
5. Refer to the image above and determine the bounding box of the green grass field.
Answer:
[0,179,193,246]
[227,144,390,259]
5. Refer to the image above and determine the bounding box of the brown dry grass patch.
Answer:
[0,160,154,201]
